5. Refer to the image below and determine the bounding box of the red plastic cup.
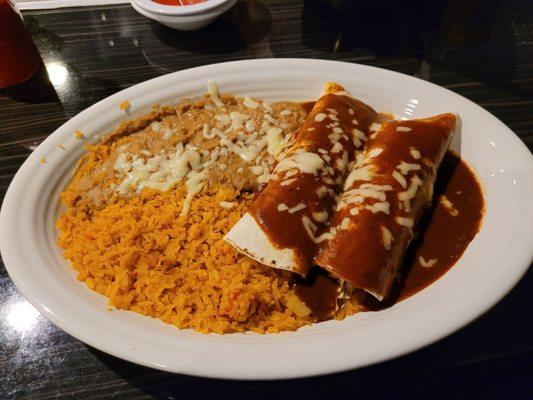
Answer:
[0,0,41,88]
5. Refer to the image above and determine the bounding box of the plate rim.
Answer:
[1,58,532,380]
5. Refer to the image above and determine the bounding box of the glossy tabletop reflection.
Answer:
[1,0,532,398]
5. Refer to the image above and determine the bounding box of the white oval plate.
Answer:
[1,59,532,380]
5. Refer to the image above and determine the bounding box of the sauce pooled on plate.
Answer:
[294,151,484,317]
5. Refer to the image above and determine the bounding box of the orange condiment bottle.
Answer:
[0,0,41,88]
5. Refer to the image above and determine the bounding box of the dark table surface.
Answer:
[1,0,532,398]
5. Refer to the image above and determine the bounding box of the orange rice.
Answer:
[58,183,303,333]
[57,181,361,333]
[56,98,363,334]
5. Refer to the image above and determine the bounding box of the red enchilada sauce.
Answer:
[293,269,340,321]
[248,93,380,276]
[314,114,456,299]
[294,151,484,318]
[152,0,206,5]
[395,151,484,301]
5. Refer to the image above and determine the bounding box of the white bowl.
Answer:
[135,0,228,16]
[131,0,236,31]
[1,59,532,380]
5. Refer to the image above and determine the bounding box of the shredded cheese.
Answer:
[392,170,407,189]
[219,201,235,209]
[365,202,390,215]
[114,144,202,195]
[312,210,329,223]
[337,183,393,211]
[314,113,327,122]
[316,186,328,198]
[367,147,383,158]
[266,127,285,157]
[180,171,207,216]
[369,122,381,133]
[277,203,288,212]
[419,256,437,268]
[397,161,421,175]
[280,178,297,186]
[288,203,306,214]
[396,217,414,228]
[352,128,366,147]
[331,141,343,154]
[339,217,350,230]
[302,216,335,243]
[398,175,422,212]
[344,164,374,189]
[243,96,259,109]
[207,81,224,108]
[275,151,325,176]
[381,226,393,250]
[396,126,412,132]
[203,123,216,140]
[440,195,459,216]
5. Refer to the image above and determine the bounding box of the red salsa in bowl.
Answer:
[152,0,206,5]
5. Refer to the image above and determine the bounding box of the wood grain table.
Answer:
[1,0,532,398]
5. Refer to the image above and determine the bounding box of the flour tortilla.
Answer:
[224,82,373,274]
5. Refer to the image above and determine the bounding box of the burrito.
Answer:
[224,83,380,276]
[314,113,457,300]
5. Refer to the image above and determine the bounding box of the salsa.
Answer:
[152,0,207,5]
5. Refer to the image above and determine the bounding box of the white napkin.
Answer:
[16,0,129,10]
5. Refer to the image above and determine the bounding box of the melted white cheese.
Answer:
[288,203,306,214]
[207,81,224,108]
[302,216,336,243]
[396,216,414,228]
[392,170,407,189]
[180,171,207,216]
[419,256,437,267]
[398,175,422,212]
[331,141,343,154]
[275,151,325,176]
[397,161,421,175]
[337,183,393,211]
[352,128,367,147]
[369,122,381,133]
[367,147,383,158]
[365,202,390,215]
[312,210,329,223]
[344,164,374,189]
[114,144,201,195]
[440,195,459,216]
[396,126,412,132]
[243,96,259,109]
[219,201,235,209]
[314,113,327,122]
[381,226,393,250]
[277,203,289,212]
